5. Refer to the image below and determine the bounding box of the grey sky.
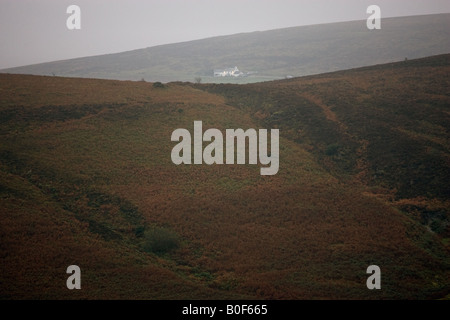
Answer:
[1,0,449,69]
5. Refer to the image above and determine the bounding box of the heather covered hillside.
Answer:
[0,54,449,299]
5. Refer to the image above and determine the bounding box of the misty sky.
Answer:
[1,0,449,69]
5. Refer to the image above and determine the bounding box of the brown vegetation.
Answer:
[0,54,449,299]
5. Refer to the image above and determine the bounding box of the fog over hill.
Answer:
[1,14,450,83]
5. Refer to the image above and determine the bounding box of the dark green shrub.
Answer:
[142,226,180,255]
[135,225,145,238]
[153,82,165,88]
[325,143,340,156]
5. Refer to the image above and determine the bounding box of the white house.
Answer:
[213,66,243,77]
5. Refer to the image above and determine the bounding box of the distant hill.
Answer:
[1,14,450,83]
[0,54,449,299]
